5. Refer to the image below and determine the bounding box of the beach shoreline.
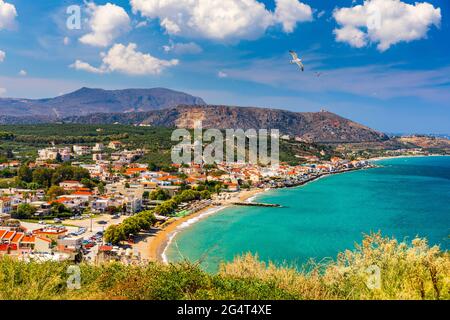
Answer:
[147,188,264,262]
[368,153,449,162]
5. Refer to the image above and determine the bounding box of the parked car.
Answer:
[85,243,95,249]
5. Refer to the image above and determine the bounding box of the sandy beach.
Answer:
[147,188,265,262]
[368,154,449,162]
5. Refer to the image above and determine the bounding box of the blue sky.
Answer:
[0,0,449,133]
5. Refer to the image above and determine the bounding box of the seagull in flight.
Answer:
[289,50,304,72]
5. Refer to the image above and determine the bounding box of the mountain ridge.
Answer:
[64,104,389,143]
[0,87,206,119]
[0,87,388,143]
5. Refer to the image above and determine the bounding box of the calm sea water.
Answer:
[166,156,450,272]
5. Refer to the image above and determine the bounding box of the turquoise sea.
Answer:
[166,156,450,272]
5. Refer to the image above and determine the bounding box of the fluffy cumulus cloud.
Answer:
[274,0,313,33]
[70,43,179,75]
[333,0,441,51]
[130,0,313,41]
[0,0,16,30]
[80,2,131,47]
[0,50,5,62]
[70,60,104,74]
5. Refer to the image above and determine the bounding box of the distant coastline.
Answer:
[368,154,450,162]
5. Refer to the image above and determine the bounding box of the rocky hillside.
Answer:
[0,87,206,120]
[397,136,450,150]
[65,105,389,143]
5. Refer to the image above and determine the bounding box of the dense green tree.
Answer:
[214,184,222,195]
[200,190,212,200]
[50,202,70,215]
[13,203,37,219]
[147,163,158,171]
[32,167,54,188]
[47,186,65,200]
[0,131,14,140]
[97,182,105,194]
[81,178,96,189]
[104,225,126,245]
[51,165,90,185]
[154,199,178,216]
[18,165,32,183]
[0,168,15,178]
[149,189,170,201]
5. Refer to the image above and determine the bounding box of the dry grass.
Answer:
[220,233,450,300]
[0,233,448,300]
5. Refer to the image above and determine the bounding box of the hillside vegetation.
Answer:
[1,233,448,300]
[0,124,336,167]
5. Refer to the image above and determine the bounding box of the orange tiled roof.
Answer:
[11,233,24,243]
[3,231,15,240]
[73,191,93,196]
[52,197,71,204]
[126,167,147,172]
[21,235,35,243]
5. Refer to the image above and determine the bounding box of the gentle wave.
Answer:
[161,206,228,263]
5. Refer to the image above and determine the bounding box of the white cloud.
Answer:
[0,50,5,62]
[163,41,203,55]
[70,60,104,74]
[18,69,27,76]
[274,0,313,33]
[218,71,228,78]
[0,87,6,96]
[79,2,131,47]
[333,0,441,51]
[130,0,313,42]
[135,20,148,28]
[70,43,179,75]
[0,0,16,30]
[334,25,368,48]
[63,37,70,45]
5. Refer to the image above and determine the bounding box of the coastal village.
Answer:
[0,136,434,265]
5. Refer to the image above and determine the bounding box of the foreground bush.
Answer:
[0,233,448,300]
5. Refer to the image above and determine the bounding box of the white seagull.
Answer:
[289,50,304,72]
